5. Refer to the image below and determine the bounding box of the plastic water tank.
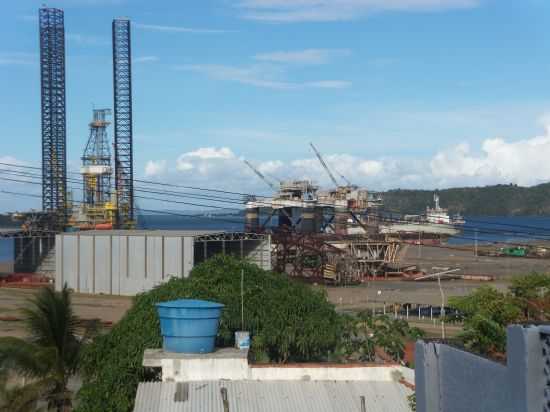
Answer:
[156,299,224,353]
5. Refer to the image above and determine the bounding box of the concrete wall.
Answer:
[415,325,546,412]
[56,232,271,296]
[57,233,197,295]
[143,348,414,384]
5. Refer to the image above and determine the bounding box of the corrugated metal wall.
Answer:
[56,232,271,295]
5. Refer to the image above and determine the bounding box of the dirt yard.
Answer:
[0,287,132,338]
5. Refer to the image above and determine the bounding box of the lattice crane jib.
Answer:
[39,8,67,229]
[112,18,134,228]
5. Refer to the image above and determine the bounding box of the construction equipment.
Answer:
[310,142,340,188]
[243,159,278,191]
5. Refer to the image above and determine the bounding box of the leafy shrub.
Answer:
[76,255,340,412]
[336,313,424,363]
[449,286,521,354]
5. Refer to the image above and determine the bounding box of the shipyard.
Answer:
[1,2,550,412]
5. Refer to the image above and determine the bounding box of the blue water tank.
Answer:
[156,299,224,353]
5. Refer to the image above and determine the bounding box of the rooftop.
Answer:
[133,380,413,412]
[59,229,224,237]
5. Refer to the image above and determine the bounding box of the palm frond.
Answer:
[0,338,55,379]
[0,376,56,412]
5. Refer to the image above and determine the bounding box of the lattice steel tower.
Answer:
[112,18,134,228]
[81,109,112,207]
[39,8,67,228]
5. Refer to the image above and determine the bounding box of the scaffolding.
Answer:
[39,8,67,229]
[112,18,134,228]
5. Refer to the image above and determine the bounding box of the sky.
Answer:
[2,0,550,211]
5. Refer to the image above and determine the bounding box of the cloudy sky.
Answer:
[2,0,550,211]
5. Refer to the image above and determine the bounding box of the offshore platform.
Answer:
[244,144,400,284]
[38,10,135,231]
[2,10,136,272]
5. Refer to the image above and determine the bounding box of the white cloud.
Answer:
[176,63,351,90]
[258,160,284,174]
[0,53,36,66]
[134,23,229,34]
[358,160,383,176]
[183,147,235,160]
[135,56,159,64]
[430,130,550,187]
[145,160,167,177]
[304,80,351,89]
[238,0,480,22]
[145,124,550,197]
[254,49,350,65]
[67,33,109,46]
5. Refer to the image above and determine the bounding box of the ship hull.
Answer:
[379,222,461,237]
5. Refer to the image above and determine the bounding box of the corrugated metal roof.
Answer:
[133,380,413,412]
[59,230,225,237]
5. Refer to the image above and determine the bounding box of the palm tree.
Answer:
[0,285,95,412]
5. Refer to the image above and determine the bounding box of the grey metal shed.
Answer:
[55,230,271,295]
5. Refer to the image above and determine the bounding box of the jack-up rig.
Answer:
[35,11,136,231]
[4,9,136,271]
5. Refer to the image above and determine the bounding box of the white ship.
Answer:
[379,193,465,238]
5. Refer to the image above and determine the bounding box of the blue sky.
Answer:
[2,0,550,210]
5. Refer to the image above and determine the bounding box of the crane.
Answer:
[310,142,340,188]
[243,159,278,191]
[310,142,354,188]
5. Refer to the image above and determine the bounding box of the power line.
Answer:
[2,161,550,244]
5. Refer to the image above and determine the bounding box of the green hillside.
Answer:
[0,214,18,228]
[383,183,550,216]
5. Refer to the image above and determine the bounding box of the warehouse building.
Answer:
[55,230,271,295]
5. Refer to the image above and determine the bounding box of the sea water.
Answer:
[448,216,550,245]
[139,214,550,245]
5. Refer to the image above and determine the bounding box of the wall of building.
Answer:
[143,348,414,384]
[56,231,271,296]
[415,325,546,412]
[0,238,14,274]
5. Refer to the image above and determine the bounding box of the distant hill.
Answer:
[382,183,550,216]
[0,214,18,228]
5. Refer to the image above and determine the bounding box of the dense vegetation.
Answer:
[449,273,550,355]
[383,183,550,216]
[337,313,424,362]
[76,255,342,412]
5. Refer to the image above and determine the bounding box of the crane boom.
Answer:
[243,159,277,191]
[310,142,340,187]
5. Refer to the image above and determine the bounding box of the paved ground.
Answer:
[402,243,550,278]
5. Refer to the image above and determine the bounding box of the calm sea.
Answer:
[2,215,549,262]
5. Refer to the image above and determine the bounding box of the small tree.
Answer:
[338,313,424,363]
[449,286,521,355]
[509,273,550,320]
[0,285,95,412]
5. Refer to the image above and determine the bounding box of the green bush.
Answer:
[449,286,522,354]
[76,255,341,412]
